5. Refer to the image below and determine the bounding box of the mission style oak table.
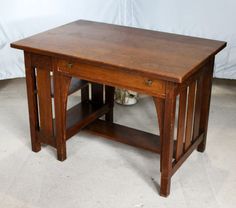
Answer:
[11,20,226,197]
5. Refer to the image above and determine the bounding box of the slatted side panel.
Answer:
[174,77,203,162]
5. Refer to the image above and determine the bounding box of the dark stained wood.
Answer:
[184,81,196,151]
[36,68,54,144]
[36,102,110,147]
[53,59,72,161]
[24,52,41,152]
[81,84,89,102]
[153,98,165,136]
[171,132,204,176]
[85,119,161,154]
[13,21,226,197]
[192,76,204,141]
[175,88,187,160]
[51,77,88,97]
[31,54,52,70]
[160,83,177,197]
[11,20,226,83]
[57,59,166,98]
[197,57,215,152]
[105,86,115,122]
[36,131,56,148]
[66,102,110,139]
[153,97,165,172]
[91,83,104,104]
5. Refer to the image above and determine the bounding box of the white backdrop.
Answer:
[1,0,235,79]
[0,0,121,79]
[131,0,236,79]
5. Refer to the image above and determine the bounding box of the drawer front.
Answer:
[57,59,166,98]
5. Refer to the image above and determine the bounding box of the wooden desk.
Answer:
[11,20,226,197]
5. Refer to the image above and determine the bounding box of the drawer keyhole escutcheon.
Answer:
[67,63,73,69]
[145,79,153,86]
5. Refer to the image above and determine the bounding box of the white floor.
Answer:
[0,78,235,208]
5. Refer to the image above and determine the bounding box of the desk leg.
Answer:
[197,58,214,152]
[91,83,103,104]
[105,86,115,122]
[159,83,176,197]
[24,52,41,152]
[91,83,115,122]
[53,64,72,161]
[81,85,89,102]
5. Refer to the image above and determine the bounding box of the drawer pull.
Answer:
[145,79,153,86]
[67,63,73,69]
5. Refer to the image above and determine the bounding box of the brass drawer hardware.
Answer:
[58,59,166,97]
[145,79,153,86]
[67,63,73,69]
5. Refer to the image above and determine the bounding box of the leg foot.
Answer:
[160,176,171,197]
[197,137,206,152]
[32,143,41,152]
[57,148,67,161]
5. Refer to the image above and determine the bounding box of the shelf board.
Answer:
[85,119,161,154]
[66,101,110,139]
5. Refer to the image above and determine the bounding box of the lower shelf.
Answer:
[41,101,110,146]
[44,102,161,155]
[85,119,161,154]
[66,101,110,139]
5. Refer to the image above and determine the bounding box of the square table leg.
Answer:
[24,52,41,152]
[81,84,89,102]
[159,83,177,197]
[53,60,72,161]
[90,83,115,122]
[105,86,115,122]
[197,57,214,152]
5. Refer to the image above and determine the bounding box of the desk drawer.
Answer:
[57,59,166,97]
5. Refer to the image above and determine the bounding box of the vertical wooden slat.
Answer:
[105,85,115,122]
[91,83,104,104]
[24,52,41,152]
[197,57,215,152]
[36,68,54,139]
[184,81,196,151]
[160,82,177,197]
[192,76,204,141]
[175,88,187,160]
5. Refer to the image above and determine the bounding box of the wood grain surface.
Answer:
[11,20,226,83]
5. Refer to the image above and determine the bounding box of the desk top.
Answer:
[11,20,226,83]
